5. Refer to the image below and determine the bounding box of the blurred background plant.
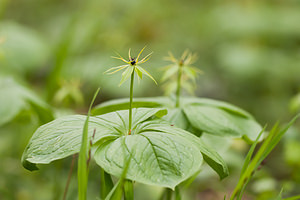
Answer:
[1,0,300,199]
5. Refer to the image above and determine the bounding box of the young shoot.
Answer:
[105,47,157,135]
[162,49,202,107]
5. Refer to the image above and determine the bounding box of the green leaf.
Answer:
[181,97,253,119]
[0,77,54,126]
[105,65,128,74]
[0,21,50,75]
[197,140,229,179]
[148,124,229,180]
[183,104,262,141]
[161,65,178,82]
[94,121,203,189]
[119,66,134,86]
[22,108,167,170]
[181,81,196,95]
[164,108,189,129]
[134,66,143,80]
[136,66,157,85]
[183,66,198,83]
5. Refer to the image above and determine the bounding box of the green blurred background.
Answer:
[1,0,300,199]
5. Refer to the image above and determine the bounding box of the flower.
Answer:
[105,46,157,86]
[161,49,202,95]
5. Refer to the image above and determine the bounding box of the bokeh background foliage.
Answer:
[1,0,300,199]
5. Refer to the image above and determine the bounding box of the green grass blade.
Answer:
[104,180,122,200]
[230,115,299,200]
[78,88,100,200]
[283,195,300,200]
[240,126,266,175]
[260,114,300,163]
[105,155,132,200]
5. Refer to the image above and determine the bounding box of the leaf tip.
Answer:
[22,159,39,171]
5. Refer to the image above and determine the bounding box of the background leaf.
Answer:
[0,77,54,126]
[183,104,262,141]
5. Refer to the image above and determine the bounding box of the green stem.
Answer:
[128,72,134,135]
[166,188,173,200]
[100,168,114,199]
[175,65,183,108]
[124,180,134,200]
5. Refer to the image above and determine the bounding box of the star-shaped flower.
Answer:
[161,49,202,95]
[105,46,157,86]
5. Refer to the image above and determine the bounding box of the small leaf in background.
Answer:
[289,92,300,113]
[0,77,54,126]
[0,21,50,75]
[183,104,262,141]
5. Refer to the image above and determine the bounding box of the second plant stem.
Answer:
[128,71,134,135]
[175,64,183,108]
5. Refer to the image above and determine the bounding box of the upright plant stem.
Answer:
[124,180,134,200]
[166,188,173,200]
[128,72,134,135]
[175,65,183,108]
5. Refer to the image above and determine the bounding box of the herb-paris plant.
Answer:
[22,47,228,199]
[105,46,157,135]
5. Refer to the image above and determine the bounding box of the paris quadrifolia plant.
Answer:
[105,46,157,135]
[22,46,300,200]
[22,46,229,200]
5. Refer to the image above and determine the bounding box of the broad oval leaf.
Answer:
[94,125,203,189]
[183,104,262,141]
[181,97,253,119]
[22,108,167,169]
[147,123,229,180]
